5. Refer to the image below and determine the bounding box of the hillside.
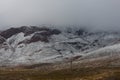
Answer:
[0,26,120,67]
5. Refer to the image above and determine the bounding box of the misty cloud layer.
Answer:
[0,0,120,30]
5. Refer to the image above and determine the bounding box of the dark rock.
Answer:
[0,28,22,39]
[75,28,87,36]
[18,39,30,45]
[0,38,5,44]
[27,28,61,43]
[29,31,50,43]
[50,29,61,35]
[0,26,61,39]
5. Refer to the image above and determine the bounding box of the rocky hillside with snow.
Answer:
[0,26,120,67]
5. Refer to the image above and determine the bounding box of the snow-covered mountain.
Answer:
[0,26,120,67]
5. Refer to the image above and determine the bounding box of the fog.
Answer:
[0,0,120,31]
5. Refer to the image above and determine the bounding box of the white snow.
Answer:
[82,44,120,60]
[1,29,120,67]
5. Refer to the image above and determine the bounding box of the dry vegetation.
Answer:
[0,56,120,80]
[0,67,120,80]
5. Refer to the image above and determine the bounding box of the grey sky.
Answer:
[0,0,120,30]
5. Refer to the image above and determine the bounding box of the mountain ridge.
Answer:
[0,26,120,67]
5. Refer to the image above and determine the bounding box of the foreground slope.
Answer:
[1,67,120,80]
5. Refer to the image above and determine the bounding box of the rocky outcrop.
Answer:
[29,31,50,43]
[0,26,61,44]
[0,28,22,39]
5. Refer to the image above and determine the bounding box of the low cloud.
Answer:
[0,0,120,31]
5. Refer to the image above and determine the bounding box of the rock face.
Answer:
[0,28,22,39]
[0,26,120,67]
[28,29,61,43]
[0,26,61,43]
[29,31,50,43]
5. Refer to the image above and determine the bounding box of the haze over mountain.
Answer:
[0,0,120,31]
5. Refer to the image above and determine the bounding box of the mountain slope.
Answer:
[0,26,120,67]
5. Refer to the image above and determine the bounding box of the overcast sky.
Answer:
[0,0,120,30]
